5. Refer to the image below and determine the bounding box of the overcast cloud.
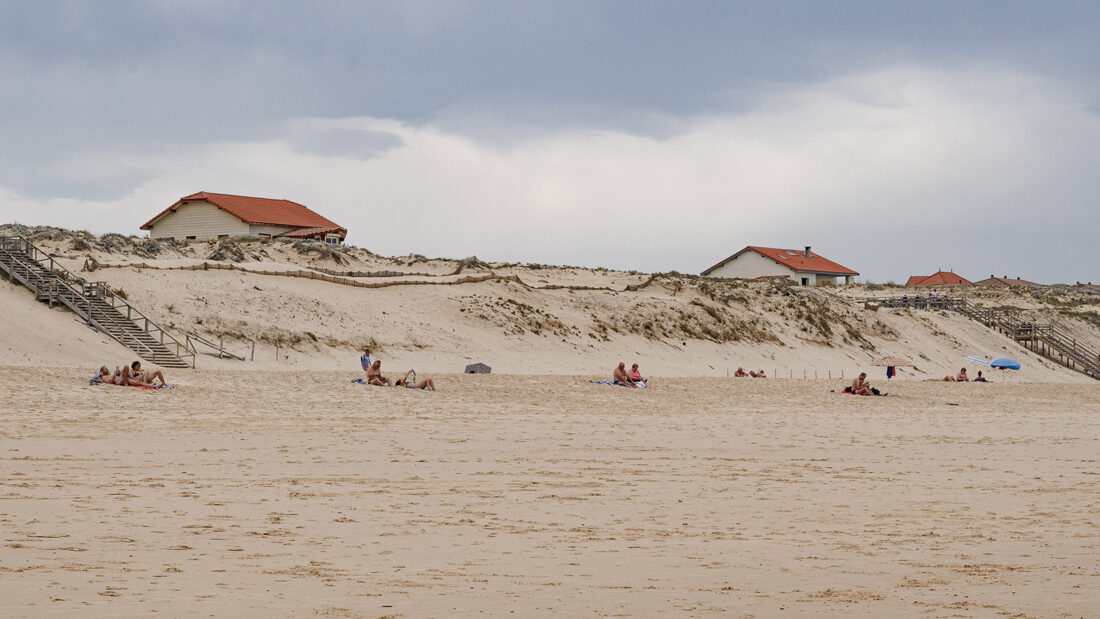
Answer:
[1,1,1098,282]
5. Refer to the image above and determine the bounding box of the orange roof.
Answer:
[141,191,341,231]
[702,246,858,276]
[906,271,973,286]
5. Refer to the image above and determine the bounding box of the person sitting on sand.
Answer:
[755,369,767,378]
[734,367,747,377]
[852,372,874,396]
[366,360,392,386]
[956,367,969,382]
[128,361,168,386]
[395,370,436,391]
[613,362,636,387]
[973,370,988,382]
[630,363,646,383]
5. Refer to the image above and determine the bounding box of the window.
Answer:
[778,255,788,260]
[325,236,340,245]
[801,277,809,286]
[259,233,271,239]
[186,235,196,240]
[786,251,799,256]
[218,234,229,239]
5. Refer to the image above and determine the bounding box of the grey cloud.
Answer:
[287,128,405,160]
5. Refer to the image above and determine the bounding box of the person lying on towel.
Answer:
[395,370,436,391]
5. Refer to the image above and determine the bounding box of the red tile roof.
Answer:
[906,271,973,286]
[141,191,341,231]
[702,246,859,276]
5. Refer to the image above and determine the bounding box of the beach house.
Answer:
[141,191,347,244]
[905,270,973,286]
[974,275,1043,289]
[701,246,858,285]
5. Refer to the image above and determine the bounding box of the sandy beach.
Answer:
[2,366,1097,617]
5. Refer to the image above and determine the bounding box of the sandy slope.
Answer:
[1,367,1097,616]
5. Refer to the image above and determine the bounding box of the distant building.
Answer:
[905,270,973,286]
[974,275,1043,289]
[141,191,347,244]
[1076,282,1100,292]
[701,246,858,286]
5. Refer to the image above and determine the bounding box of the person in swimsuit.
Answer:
[98,366,120,385]
[852,372,873,396]
[630,363,646,383]
[613,362,636,387]
[395,370,436,391]
[734,367,748,377]
[973,370,988,382]
[956,367,969,382]
[366,360,392,386]
[129,361,167,386]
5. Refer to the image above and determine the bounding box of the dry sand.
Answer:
[2,366,1097,617]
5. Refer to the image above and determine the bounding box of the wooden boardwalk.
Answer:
[0,236,194,368]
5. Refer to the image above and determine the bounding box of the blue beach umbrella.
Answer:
[989,357,1021,370]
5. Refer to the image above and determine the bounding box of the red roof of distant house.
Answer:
[906,271,973,286]
[140,191,342,231]
[702,246,859,276]
[974,276,1043,288]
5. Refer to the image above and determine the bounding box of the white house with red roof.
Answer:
[141,191,347,244]
[701,246,859,286]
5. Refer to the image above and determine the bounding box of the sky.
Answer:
[1,1,1098,283]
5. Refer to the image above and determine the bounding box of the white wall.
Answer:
[148,201,249,241]
[707,250,797,281]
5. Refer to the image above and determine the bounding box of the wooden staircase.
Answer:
[0,235,194,369]
[865,295,1099,379]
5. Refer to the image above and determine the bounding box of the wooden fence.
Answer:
[85,260,660,294]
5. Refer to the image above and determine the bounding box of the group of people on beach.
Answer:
[96,361,170,387]
[934,367,989,382]
[361,348,437,390]
[733,367,767,378]
[612,362,647,387]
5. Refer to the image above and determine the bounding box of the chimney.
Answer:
[804,246,811,258]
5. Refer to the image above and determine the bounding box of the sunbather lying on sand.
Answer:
[613,362,637,387]
[98,366,121,385]
[366,360,392,386]
[395,370,436,391]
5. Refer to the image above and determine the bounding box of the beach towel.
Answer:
[590,380,617,385]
